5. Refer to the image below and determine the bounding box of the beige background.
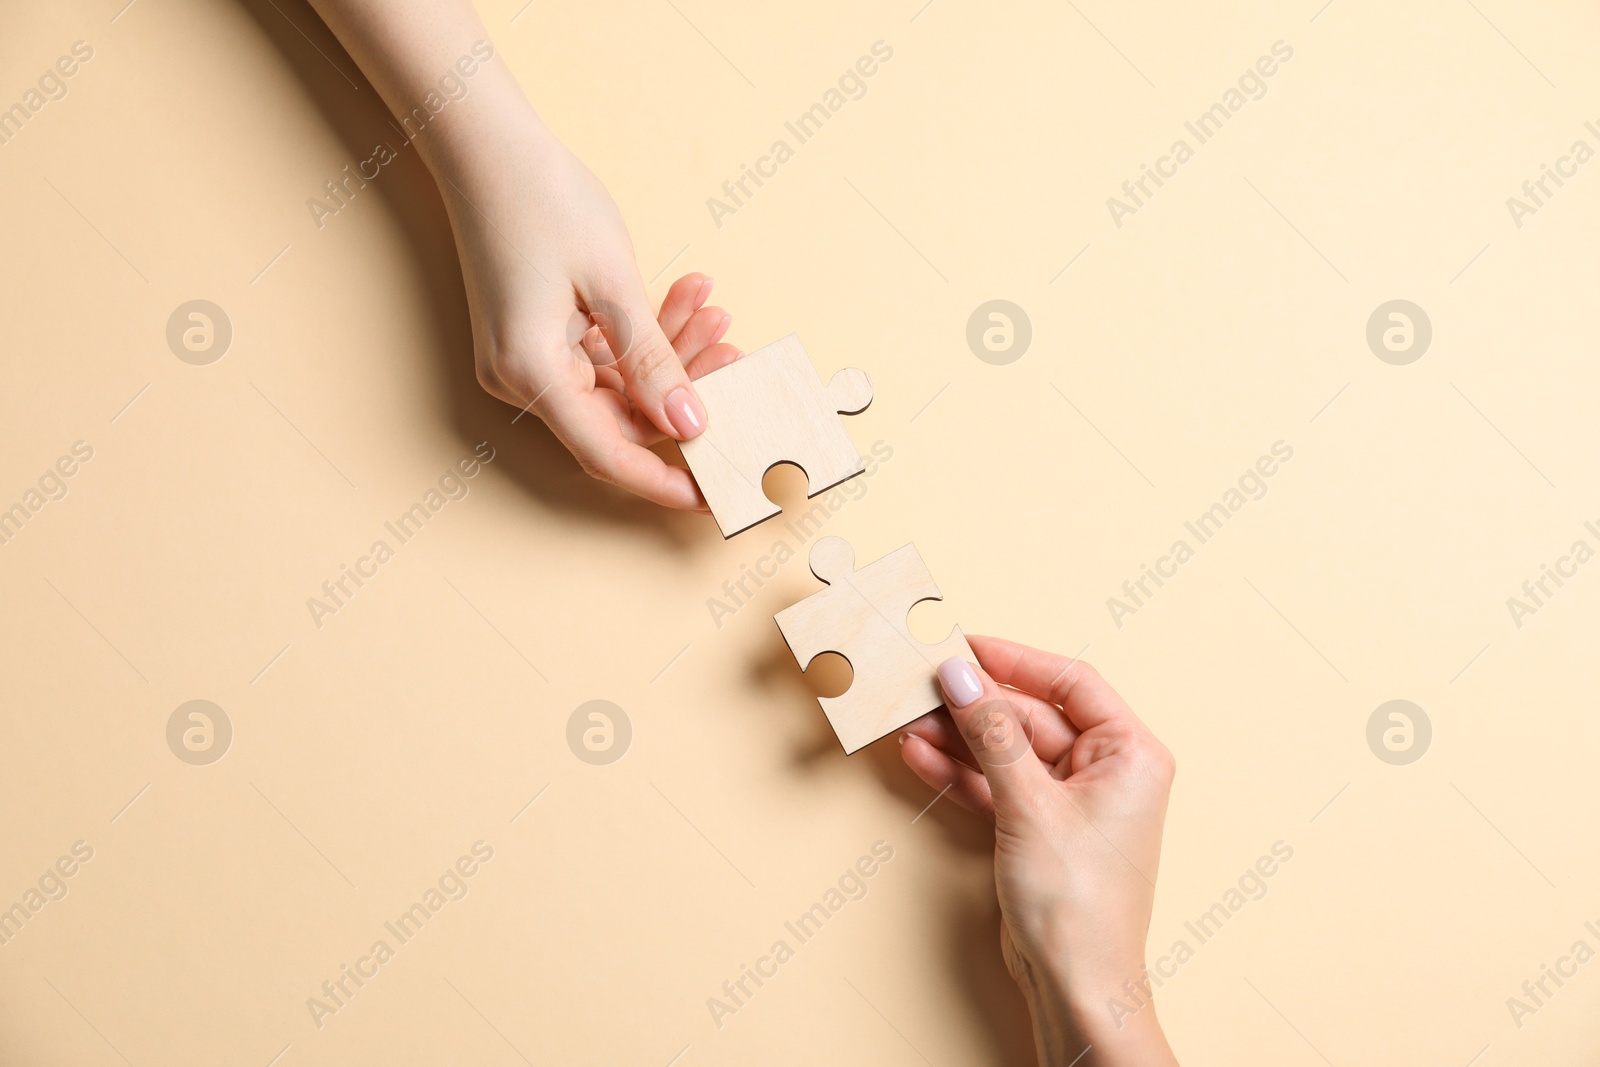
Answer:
[2,0,1599,1063]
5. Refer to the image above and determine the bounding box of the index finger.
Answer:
[969,635,1135,734]
[542,389,705,511]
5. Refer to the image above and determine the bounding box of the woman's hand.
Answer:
[304,0,739,510]
[439,123,740,509]
[901,636,1179,1067]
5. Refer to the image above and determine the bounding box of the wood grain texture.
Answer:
[679,334,872,538]
[774,536,972,754]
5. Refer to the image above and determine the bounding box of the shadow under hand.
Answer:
[238,0,702,552]
[943,892,1039,1067]
[752,627,1037,1065]
[861,723,1037,1066]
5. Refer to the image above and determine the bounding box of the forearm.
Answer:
[304,0,549,184]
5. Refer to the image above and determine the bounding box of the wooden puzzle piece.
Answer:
[679,335,872,538]
[774,536,973,755]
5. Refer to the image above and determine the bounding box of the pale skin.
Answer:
[307,0,738,510]
[907,638,1180,1067]
[305,5,1176,1062]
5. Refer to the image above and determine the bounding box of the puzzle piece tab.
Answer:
[679,335,872,538]
[774,536,973,755]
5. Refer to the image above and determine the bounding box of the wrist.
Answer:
[409,76,553,186]
[1016,949,1176,1066]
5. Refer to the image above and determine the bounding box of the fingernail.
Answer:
[665,386,706,438]
[937,658,983,708]
[897,733,909,746]
[697,277,713,303]
[712,313,732,343]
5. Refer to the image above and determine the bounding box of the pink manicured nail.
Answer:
[937,658,983,708]
[666,387,706,438]
[712,313,731,343]
[696,277,713,305]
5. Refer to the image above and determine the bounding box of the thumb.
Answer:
[586,284,708,441]
[936,656,1051,815]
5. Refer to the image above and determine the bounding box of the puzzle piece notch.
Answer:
[806,534,856,584]
[823,367,873,421]
[774,536,973,755]
[679,335,873,538]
